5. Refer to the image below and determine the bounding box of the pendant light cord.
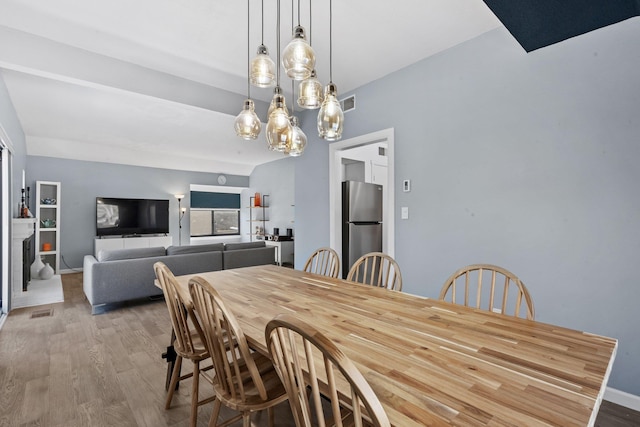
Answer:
[291,81,295,114]
[297,0,301,25]
[276,0,281,86]
[261,0,265,44]
[291,0,295,113]
[309,0,312,46]
[329,0,333,83]
[247,0,251,99]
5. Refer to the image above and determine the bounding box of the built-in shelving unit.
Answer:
[248,194,269,242]
[35,181,61,274]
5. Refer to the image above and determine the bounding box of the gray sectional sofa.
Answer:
[83,241,275,314]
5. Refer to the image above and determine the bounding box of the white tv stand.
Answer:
[94,235,173,257]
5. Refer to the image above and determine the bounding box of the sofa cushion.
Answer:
[162,251,224,276]
[223,246,275,269]
[166,243,224,255]
[97,246,166,262]
[224,241,265,251]
[86,254,167,308]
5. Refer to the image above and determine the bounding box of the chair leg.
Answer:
[165,355,183,409]
[243,413,251,427]
[267,406,275,427]
[190,359,200,427]
[209,399,222,427]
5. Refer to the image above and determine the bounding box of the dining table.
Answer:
[167,264,617,427]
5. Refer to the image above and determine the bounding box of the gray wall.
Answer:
[26,156,248,268]
[293,128,331,268]
[295,19,640,395]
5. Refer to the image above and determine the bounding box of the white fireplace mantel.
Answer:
[12,218,36,296]
[13,218,36,239]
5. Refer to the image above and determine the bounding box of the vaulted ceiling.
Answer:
[0,0,634,175]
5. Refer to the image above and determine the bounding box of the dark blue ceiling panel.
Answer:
[483,0,639,52]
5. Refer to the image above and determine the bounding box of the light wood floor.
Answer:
[0,273,638,427]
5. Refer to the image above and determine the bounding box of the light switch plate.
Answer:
[401,207,409,219]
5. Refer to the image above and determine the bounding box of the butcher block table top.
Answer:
[172,264,617,426]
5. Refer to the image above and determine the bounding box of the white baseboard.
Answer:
[605,387,640,412]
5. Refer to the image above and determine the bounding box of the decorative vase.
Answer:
[39,263,54,280]
[30,257,45,280]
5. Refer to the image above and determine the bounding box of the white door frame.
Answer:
[329,128,395,261]
[0,124,14,318]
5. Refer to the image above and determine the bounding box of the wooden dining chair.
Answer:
[346,252,403,291]
[188,276,288,427]
[439,264,535,320]
[266,313,391,427]
[303,247,341,278]
[153,262,216,427]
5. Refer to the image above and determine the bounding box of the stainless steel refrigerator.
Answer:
[342,181,383,278]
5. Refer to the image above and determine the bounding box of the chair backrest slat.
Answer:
[500,274,509,315]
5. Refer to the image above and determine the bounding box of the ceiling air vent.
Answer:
[340,95,356,113]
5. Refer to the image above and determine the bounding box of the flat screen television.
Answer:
[96,197,170,237]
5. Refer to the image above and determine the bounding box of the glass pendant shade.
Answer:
[282,26,315,81]
[250,45,276,88]
[317,82,343,141]
[298,70,323,109]
[234,100,261,140]
[267,89,289,118]
[286,116,307,156]
[266,94,293,152]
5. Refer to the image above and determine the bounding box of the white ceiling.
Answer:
[0,0,502,175]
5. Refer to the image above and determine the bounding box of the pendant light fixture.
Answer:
[266,0,293,152]
[287,115,307,156]
[317,0,343,141]
[266,91,292,151]
[298,69,323,109]
[284,1,306,157]
[235,99,261,140]
[267,86,289,118]
[298,0,323,109]
[282,0,315,80]
[250,0,276,88]
[235,0,261,140]
[286,77,307,156]
[317,81,343,141]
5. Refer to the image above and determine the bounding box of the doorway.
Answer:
[328,128,395,266]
